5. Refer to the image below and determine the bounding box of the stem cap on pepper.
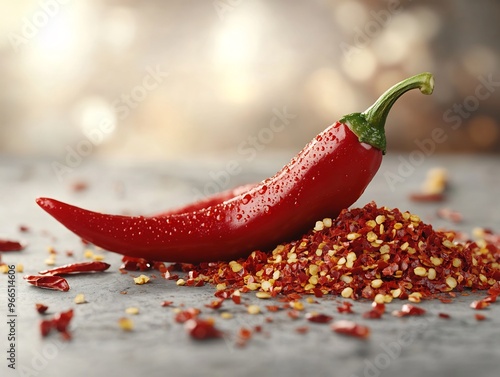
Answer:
[340,72,434,154]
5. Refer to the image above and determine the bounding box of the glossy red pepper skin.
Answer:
[36,73,434,264]
[36,124,381,263]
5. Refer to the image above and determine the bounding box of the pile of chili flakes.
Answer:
[176,202,500,302]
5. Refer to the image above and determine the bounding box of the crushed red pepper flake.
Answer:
[0,239,25,251]
[438,312,451,319]
[437,208,463,223]
[185,318,222,340]
[331,320,370,339]
[24,275,70,292]
[175,308,201,323]
[470,300,490,310]
[40,309,74,340]
[337,301,354,314]
[475,314,487,321]
[19,225,30,233]
[305,312,333,324]
[392,304,426,317]
[177,202,500,301]
[35,303,49,314]
[363,302,385,319]
[205,299,224,310]
[295,326,309,334]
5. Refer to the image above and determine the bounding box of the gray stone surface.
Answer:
[1,153,500,377]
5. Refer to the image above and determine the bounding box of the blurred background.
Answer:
[1,0,499,162]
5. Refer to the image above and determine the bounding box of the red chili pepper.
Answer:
[24,275,70,292]
[0,239,25,251]
[38,261,110,275]
[36,74,434,263]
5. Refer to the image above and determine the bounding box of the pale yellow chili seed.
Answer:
[341,287,353,298]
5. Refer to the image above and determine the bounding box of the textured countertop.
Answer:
[1,153,499,377]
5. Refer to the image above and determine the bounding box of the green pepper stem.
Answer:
[340,72,434,154]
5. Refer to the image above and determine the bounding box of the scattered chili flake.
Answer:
[437,208,463,223]
[392,304,426,317]
[331,320,370,339]
[232,293,242,305]
[287,309,301,320]
[40,309,74,340]
[161,300,174,307]
[39,261,110,275]
[409,193,445,202]
[470,300,490,310]
[305,312,333,324]
[16,264,24,273]
[438,313,451,319]
[0,239,25,251]
[439,297,454,304]
[175,308,200,323]
[24,275,70,292]
[362,301,386,319]
[238,327,252,340]
[36,303,49,314]
[185,318,222,340]
[475,314,487,321]
[71,180,88,192]
[337,301,354,314]
[266,305,280,312]
[205,299,224,310]
[483,295,497,303]
[295,326,309,334]
[19,225,30,232]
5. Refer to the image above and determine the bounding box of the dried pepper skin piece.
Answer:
[332,320,370,339]
[36,74,434,263]
[0,239,25,251]
[40,309,74,340]
[185,319,223,340]
[39,261,110,275]
[24,275,70,292]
